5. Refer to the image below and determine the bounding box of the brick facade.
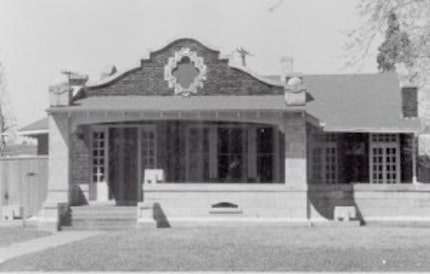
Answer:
[82,38,283,98]
[70,125,91,205]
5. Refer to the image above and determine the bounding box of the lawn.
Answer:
[0,227,50,247]
[0,226,430,271]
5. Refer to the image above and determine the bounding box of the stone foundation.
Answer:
[139,184,309,227]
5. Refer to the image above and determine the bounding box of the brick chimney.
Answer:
[49,72,88,107]
[280,56,294,84]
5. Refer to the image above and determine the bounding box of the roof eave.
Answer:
[322,126,420,134]
[18,129,49,136]
[47,107,305,114]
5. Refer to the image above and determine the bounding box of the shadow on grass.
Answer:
[153,203,171,228]
[308,184,365,225]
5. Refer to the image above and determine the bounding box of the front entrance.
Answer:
[89,125,157,205]
[109,128,138,205]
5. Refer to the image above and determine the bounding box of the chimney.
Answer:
[49,83,73,107]
[280,57,306,106]
[280,56,294,84]
[68,73,89,86]
[49,71,88,107]
[402,86,418,118]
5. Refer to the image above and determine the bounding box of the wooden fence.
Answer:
[0,156,48,218]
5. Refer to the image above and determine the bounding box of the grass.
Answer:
[1,226,430,271]
[0,227,50,247]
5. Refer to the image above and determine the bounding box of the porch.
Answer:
[79,120,286,205]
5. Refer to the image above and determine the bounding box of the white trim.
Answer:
[18,129,48,136]
[412,134,418,184]
[164,47,207,96]
[90,126,109,201]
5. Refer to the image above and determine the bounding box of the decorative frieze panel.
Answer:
[164,47,207,96]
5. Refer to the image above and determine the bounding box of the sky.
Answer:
[0,0,378,127]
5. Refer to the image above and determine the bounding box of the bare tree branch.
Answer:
[268,0,284,12]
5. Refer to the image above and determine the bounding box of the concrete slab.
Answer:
[0,230,103,263]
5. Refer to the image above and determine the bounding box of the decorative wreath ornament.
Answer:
[164,48,207,96]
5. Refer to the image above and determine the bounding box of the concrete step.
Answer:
[71,206,136,215]
[71,206,136,212]
[67,206,138,231]
[64,219,137,231]
[71,212,136,218]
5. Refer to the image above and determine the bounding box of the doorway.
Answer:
[105,126,157,205]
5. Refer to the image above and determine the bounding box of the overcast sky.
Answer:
[0,0,377,127]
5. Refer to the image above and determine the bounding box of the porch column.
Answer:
[39,113,71,231]
[283,112,307,189]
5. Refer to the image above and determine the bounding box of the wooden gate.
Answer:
[0,156,48,218]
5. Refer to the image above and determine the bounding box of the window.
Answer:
[310,143,338,184]
[217,127,247,182]
[141,127,157,169]
[369,134,400,184]
[92,129,107,183]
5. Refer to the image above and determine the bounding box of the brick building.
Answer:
[30,37,427,230]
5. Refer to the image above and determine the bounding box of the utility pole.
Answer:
[236,47,253,67]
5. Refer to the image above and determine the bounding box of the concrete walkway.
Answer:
[0,231,103,263]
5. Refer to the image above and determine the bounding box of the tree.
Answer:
[376,11,414,72]
[0,62,16,156]
[346,0,430,84]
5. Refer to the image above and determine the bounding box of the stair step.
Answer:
[67,206,139,231]
[72,212,136,217]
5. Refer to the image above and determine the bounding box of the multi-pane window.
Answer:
[324,146,337,184]
[311,143,338,184]
[92,129,106,183]
[141,127,156,169]
[370,134,400,184]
